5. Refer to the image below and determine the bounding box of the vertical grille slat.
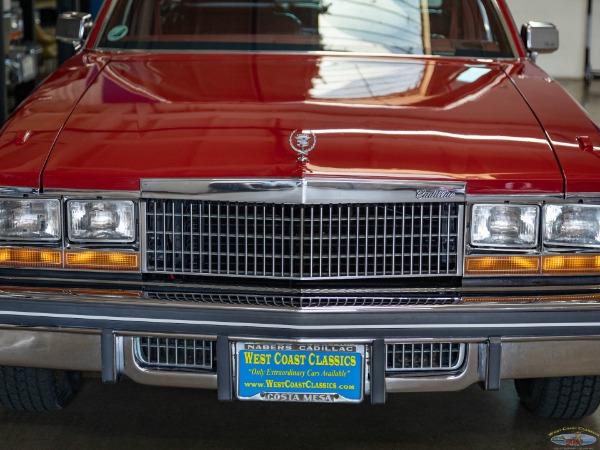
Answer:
[145,200,460,279]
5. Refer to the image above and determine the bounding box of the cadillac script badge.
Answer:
[290,130,317,163]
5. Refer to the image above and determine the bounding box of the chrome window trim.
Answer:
[141,178,466,204]
[91,48,521,61]
[489,0,520,58]
[90,0,117,49]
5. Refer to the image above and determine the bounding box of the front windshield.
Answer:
[97,0,514,57]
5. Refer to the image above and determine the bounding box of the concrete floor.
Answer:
[1,80,600,449]
[1,379,600,450]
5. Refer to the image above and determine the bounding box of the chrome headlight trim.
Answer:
[0,198,61,242]
[67,200,136,244]
[544,204,600,249]
[470,204,539,249]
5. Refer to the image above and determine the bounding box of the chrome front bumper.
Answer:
[2,327,600,396]
[1,290,600,400]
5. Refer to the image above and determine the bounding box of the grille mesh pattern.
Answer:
[145,292,459,308]
[386,343,465,372]
[134,337,215,371]
[145,200,460,279]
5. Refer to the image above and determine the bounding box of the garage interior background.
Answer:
[508,0,600,79]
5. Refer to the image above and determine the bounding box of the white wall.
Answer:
[592,0,600,71]
[505,0,588,79]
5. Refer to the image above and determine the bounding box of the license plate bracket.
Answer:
[235,342,366,403]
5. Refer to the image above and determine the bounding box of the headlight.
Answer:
[0,199,60,241]
[471,204,538,248]
[68,200,135,243]
[544,205,600,248]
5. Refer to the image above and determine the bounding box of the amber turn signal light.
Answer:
[64,251,140,271]
[0,247,62,268]
[465,256,541,275]
[542,255,600,274]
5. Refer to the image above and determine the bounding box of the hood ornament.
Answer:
[290,130,317,163]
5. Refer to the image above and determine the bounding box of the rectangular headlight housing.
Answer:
[470,204,538,248]
[68,200,135,243]
[0,199,61,241]
[544,204,600,248]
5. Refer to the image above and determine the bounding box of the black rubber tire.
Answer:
[515,376,600,419]
[0,366,81,412]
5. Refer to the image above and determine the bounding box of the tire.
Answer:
[0,366,81,412]
[515,376,600,419]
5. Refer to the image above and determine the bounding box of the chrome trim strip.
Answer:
[0,187,40,196]
[2,308,600,330]
[43,189,141,199]
[566,193,600,200]
[141,178,466,204]
[457,205,465,276]
[140,200,148,273]
[466,194,564,202]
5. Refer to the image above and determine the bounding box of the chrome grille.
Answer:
[134,337,215,371]
[145,292,459,308]
[386,343,466,372]
[144,200,461,279]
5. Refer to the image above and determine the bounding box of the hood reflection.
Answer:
[97,54,508,111]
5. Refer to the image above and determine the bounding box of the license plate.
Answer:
[235,342,365,403]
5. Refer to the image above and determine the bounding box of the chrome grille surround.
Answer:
[145,292,460,308]
[386,342,466,373]
[134,337,215,371]
[142,194,463,279]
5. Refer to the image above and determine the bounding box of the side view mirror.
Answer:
[56,12,93,50]
[521,21,559,56]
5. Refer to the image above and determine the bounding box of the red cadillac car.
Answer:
[0,0,599,419]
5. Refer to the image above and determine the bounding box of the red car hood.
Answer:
[39,53,563,194]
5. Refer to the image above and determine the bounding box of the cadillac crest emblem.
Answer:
[290,130,317,163]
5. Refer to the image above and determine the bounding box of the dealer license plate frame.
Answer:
[234,342,367,403]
